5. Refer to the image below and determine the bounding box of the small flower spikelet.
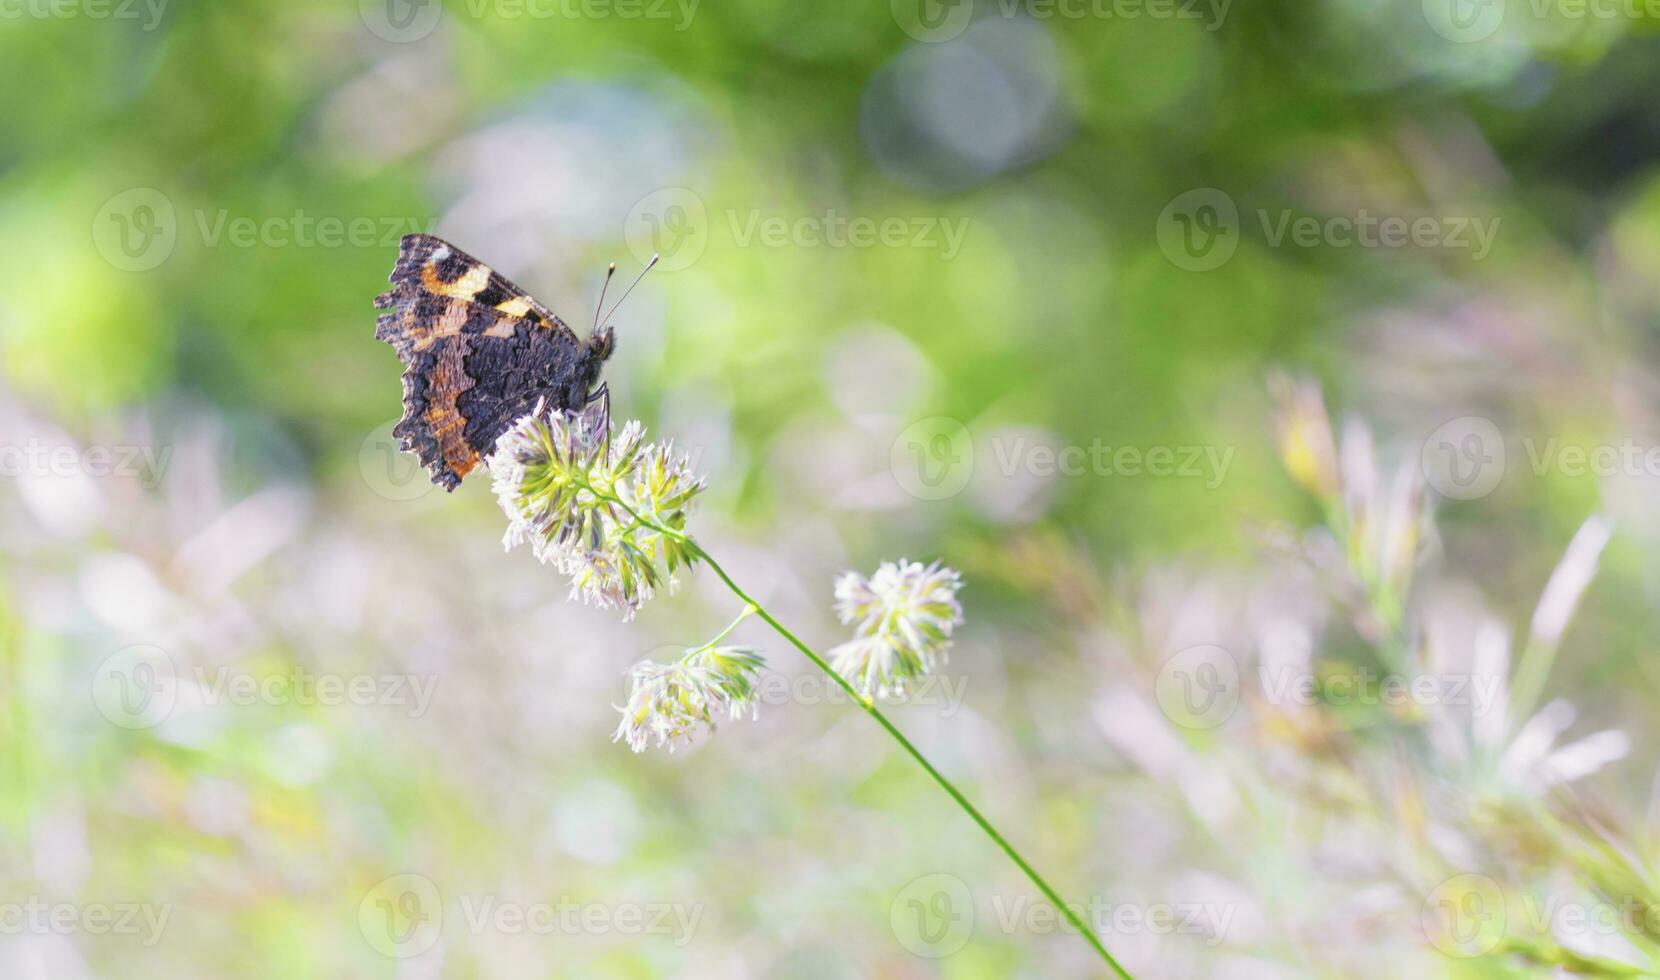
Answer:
[830,560,964,698]
[613,646,767,752]
[489,402,705,619]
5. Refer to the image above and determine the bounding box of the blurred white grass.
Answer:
[2,367,1657,978]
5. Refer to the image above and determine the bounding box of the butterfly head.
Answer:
[585,254,654,370]
[588,325,616,363]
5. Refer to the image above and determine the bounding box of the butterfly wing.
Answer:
[386,234,579,340]
[375,237,590,491]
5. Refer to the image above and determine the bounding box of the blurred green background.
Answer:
[7,0,1660,976]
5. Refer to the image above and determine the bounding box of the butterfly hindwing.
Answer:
[392,327,479,491]
[374,290,513,489]
[376,288,591,492]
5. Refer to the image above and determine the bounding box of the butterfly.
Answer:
[374,234,652,490]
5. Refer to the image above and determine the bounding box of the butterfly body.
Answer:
[375,235,614,490]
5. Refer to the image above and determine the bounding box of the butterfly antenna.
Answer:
[599,253,659,327]
[592,262,617,333]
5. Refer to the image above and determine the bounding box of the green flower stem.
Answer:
[579,482,1132,977]
[692,543,1132,977]
[686,603,757,658]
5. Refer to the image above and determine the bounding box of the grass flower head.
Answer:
[830,559,964,697]
[613,645,767,752]
[489,402,705,618]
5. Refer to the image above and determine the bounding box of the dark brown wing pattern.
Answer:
[375,235,593,491]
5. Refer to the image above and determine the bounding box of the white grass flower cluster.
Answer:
[488,402,704,619]
[613,645,767,752]
[830,559,964,698]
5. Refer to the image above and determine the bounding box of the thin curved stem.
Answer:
[690,542,1131,977]
[686,603,756,657]
[578,481,1132,977]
